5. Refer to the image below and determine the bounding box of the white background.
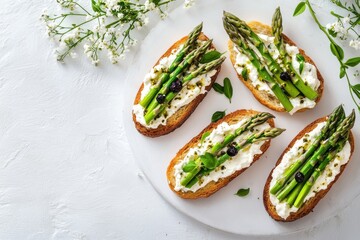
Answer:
[0,0,359,239]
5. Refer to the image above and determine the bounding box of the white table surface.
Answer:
[1,0,359,239]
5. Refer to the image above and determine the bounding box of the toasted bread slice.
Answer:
[263,117,354,222]
[228,21,324,112]
[167,109,275,199]
[133,33,221,137]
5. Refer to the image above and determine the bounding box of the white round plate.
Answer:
[123,0,360,235]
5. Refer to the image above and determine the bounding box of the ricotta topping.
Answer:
[173,118,271,192]
[233,34,320,115]
[133,43,217,129]
[269,121,352,219]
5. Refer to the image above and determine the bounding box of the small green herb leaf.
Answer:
[151,0,161,5]
[201,131,211,143]
[235,188,250,197]
[293,2,306,16]
[182,160,197,173]
[200,153,217,170]
[299,62,304,74]
[200,50,221,64]
[241,68,248,80]
[330,42,344,60]
[296,54,305,62]
[340,66,346,78]
[213,83,224,94]
[352,85,360,99]
[223,77,233,103]
[345,57,360,67]
[328,29,338,38]
[91,0,102,13]
[353,84,360,91]
[211,110,226,123]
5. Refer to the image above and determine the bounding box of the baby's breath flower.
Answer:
[42,0,196,65]
[349,39,360,50]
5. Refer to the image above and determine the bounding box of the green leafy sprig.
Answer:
[294,0,360,112]
[41,0,196,65]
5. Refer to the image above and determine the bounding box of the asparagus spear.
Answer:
[223,18,294,112]
[179,112,274,186]
[276,110,355,201]
[293,134,349,208]
[271,7,318,100]
[181,127,285,187]
[139,23,203,108]
[224,12,300,98]
[270,105,345,195]
[144,40,212,121]
[144,56,226,123]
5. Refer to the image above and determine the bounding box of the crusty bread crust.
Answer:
[228,21,324,112]
[133,33,221,137]
[166,109,275,199]
[263,117,355,222]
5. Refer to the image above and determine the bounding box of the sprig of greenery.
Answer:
[294,0,360,112]
[41,0,196,65]
[212,77,233,103]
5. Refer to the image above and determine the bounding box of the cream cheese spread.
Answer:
[233,34,320,115]
[173,118,271,192]
[269,121,351,219]
[133,43,217,129]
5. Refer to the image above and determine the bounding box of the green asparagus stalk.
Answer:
[179,112,274,187]
[293,135,349,208]
[144,40,212,122]
[139,23,203,108]
[143,56,226,123]
[223,18,294,112]
[271,7,318,100]
[224,12,300,98]
[270,105,345,195]
[181,127,285,187]
[286,164,315,206]
[276,110,355,201]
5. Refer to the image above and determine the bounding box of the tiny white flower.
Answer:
[120,54,126,60]
[349,39,360,50]
[70,52,77,58]
[342,16,350,24]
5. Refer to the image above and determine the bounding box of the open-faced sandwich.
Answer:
[167,109,285,199]
[133,23,226,137]
[264,105,355,221]
[223,8,324,114]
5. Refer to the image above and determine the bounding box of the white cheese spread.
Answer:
[269,121,351,219]
[133,43,217,129]
[173,118,271,192]
[233,34,320,115]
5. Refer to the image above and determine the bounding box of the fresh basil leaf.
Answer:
[296,54,305,62]
[213,83,224,94]
[199,50,221,64]
[200,153,217,170]
[211,110,226,123]
[330,42,344,60]
[182,160,197,173]
[345,57,360,67]
[235,188,250,197]
[299,62,304,74]
[293,2,306,16]
[201,131,211,143]
[241,68,248,80]
[223,77,233,103]
[340,66,346,78]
